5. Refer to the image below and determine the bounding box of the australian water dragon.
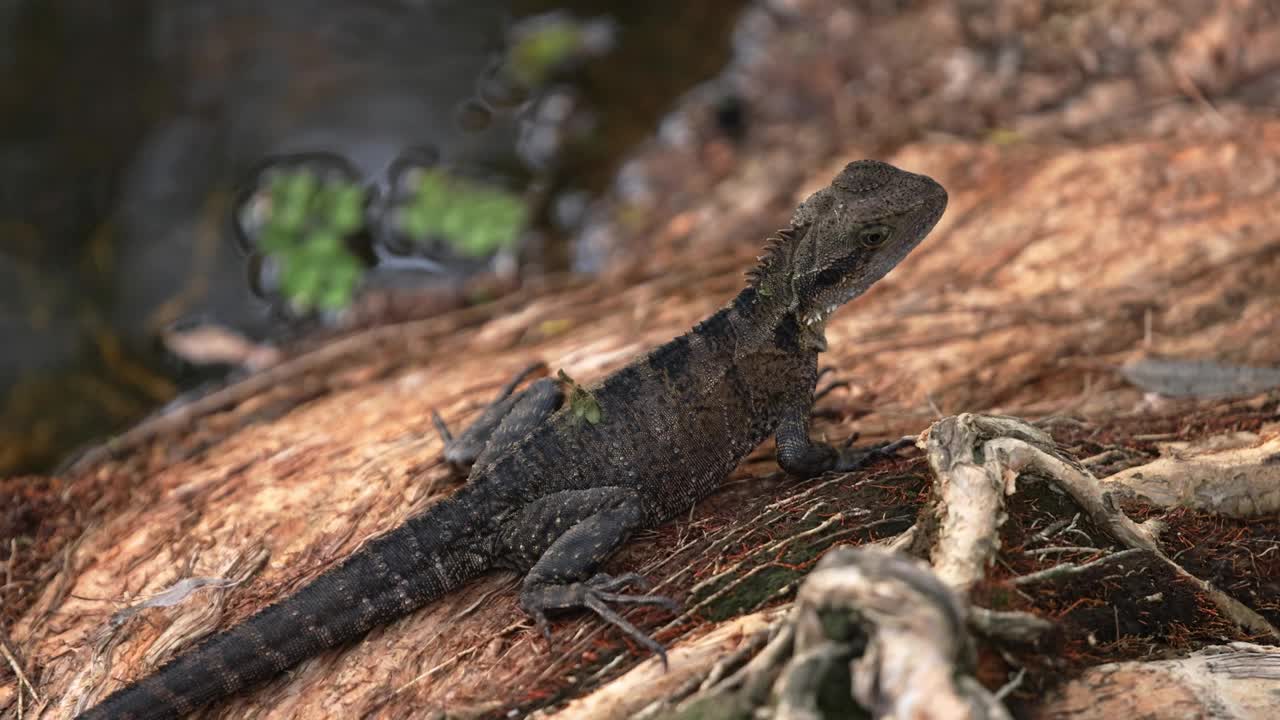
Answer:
[77,159,947,718]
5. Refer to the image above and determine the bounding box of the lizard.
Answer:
[75,159,947,719]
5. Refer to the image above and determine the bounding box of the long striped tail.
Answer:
[77,497,492,719]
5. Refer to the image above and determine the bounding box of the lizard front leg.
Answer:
[433,362,563,469]
[774,364,910,477]
[501,487,678,663]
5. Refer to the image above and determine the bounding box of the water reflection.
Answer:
[0,0,743,473]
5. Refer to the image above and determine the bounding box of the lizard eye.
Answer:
[858,225,891,248]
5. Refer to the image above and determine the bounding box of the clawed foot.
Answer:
[521,573,680,668]
[833,436,916,472]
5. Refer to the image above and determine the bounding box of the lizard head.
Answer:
[747,160,946,342]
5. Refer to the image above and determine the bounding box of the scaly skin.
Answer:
[77,160,946,719]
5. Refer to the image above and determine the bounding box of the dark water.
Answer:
[0,0,745,474]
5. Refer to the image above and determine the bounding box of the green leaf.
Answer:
[279,259,303,296]
[509,23,581,87]
[259,225,292,253]
[441,207,466,239]
[396,169,528,257]
[398,206,431,239]
[254,168,369,314]
[306,230,342,257]
[318,283,352,311]
[292,264,321,298]
[281,171,318,206]
[273,200,307,234]
[415,169,444,199]
[330,188,364,233]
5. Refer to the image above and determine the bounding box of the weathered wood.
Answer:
[5,0,1280,717]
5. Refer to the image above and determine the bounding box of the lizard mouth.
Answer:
[802,302,840,327]
[803,281,864,326]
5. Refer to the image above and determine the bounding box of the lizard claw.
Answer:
[431,410,454,445]
[833,436,916,472]
[586,572,650,593]
[582,593,671,669]
[521,574,678,668]
[594,590,681,614]
[530,608,553,642]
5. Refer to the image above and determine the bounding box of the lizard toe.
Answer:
[581,593,670,669]
[595,590,681,614]
[531,608,553,642]
[833,436,916,472]
[586,571,649,593]
[520,577,676,666]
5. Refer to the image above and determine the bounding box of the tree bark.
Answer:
[5,1,1280,718]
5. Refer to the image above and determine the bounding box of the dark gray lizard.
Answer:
[76,160,947,719]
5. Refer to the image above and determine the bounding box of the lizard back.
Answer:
[471,294,802,523]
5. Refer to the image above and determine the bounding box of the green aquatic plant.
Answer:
[504,12,615,89]
[395,168,527,259]
[509,20,583,87]
[256,169,366,313]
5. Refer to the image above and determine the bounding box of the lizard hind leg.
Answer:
[432,362,561,469]
[507,488,679,666]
